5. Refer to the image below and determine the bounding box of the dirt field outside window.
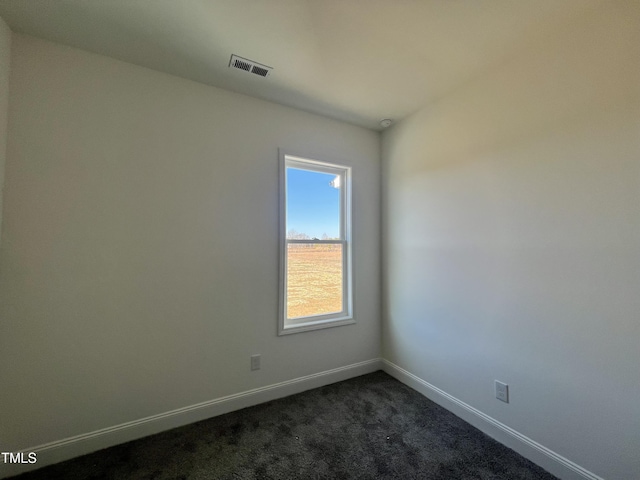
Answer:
[286,243,343,319]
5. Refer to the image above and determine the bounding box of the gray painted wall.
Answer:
[0,17,10,246]
[382,3,639,479]
[0,34,380,451]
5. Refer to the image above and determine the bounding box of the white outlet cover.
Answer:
[495,381,509,403]
[250,354,261,371]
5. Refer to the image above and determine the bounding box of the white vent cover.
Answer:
[229,54,272,78]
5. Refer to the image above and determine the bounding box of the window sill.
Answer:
[278,316,355,336]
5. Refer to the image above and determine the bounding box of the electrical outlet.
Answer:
[495,381,509,403]
[250,354,261,371]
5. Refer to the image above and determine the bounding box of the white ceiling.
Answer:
[0,0,603,130]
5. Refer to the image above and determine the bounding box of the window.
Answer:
[279,151,353,335]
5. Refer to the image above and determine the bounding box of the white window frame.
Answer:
[278,150,354,335]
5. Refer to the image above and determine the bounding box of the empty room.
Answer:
[0,1,638,479]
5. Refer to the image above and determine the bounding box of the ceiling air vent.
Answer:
[229,54,272,78]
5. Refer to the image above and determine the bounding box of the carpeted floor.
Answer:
[10,371,558,479]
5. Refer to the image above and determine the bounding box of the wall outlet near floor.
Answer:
[250,354,261,371]
[495,380,509,403]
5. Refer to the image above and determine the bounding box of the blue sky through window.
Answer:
[287,168,340,239]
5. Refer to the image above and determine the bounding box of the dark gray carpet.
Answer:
[10,371,558,479]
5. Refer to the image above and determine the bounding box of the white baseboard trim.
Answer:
[1,358,382,479]
[381,359,604,480]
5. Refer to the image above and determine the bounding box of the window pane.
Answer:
[286,168,340,240]
[286,242,343,319]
